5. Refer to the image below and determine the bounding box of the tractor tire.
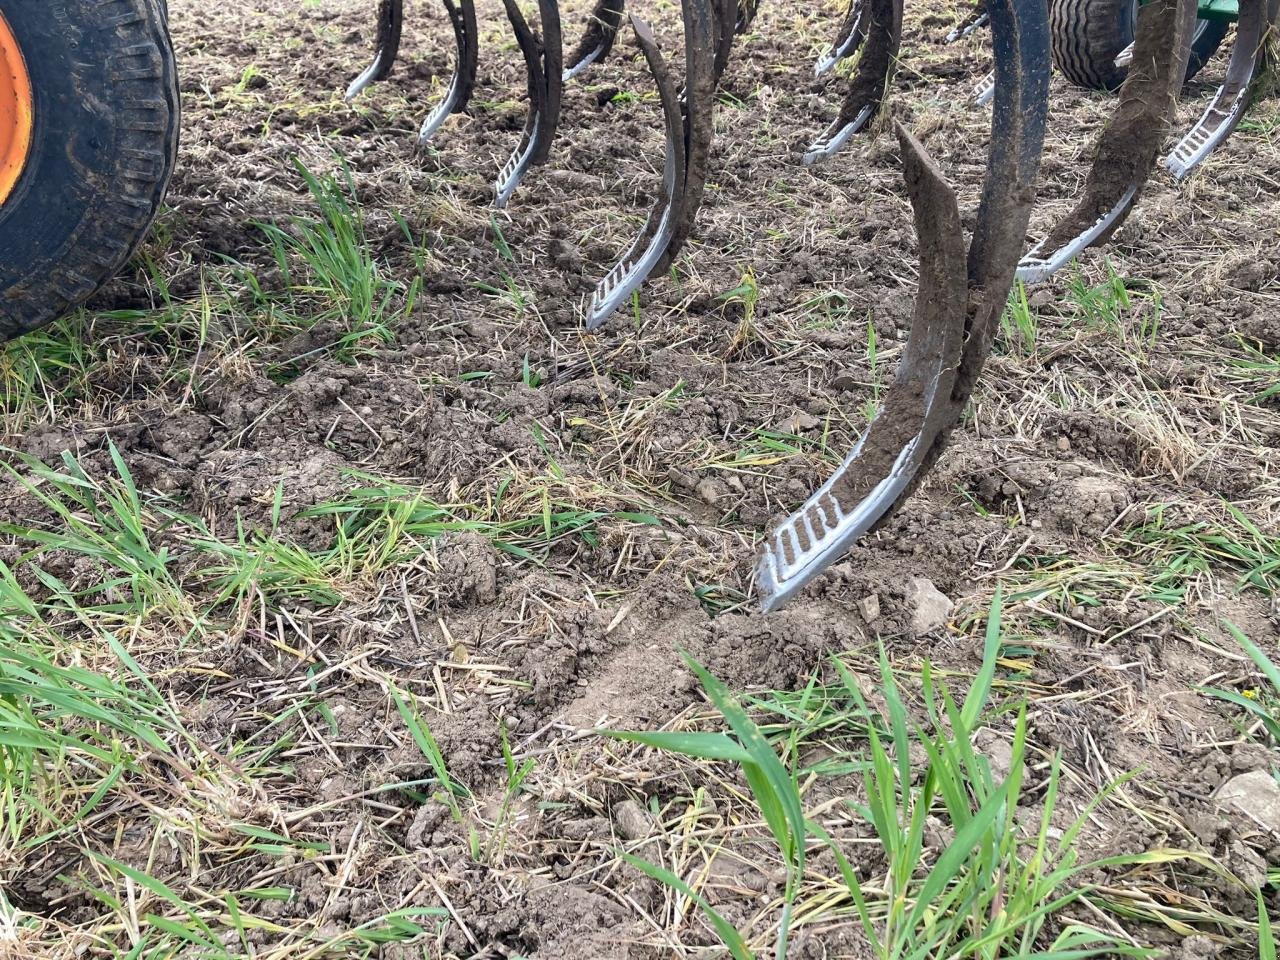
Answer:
[0,0,180,343]
[1050,0,1229,91]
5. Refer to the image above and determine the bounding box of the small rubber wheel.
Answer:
[0,0,180,342]
[1050,0,1229,92]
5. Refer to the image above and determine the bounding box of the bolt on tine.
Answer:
[815,0,867,77]
[1165,0,1278,180]
[759,0,1052,612]
[804,0,902,164]
[1018,0,1197,284]
[345,0,405,101]
[565,0,626,81]
[419,0,480,146]
[495,0,563,209]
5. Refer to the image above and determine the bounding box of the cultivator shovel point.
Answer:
[564,0,626,80]
[346,0,405,101]
[1017,0,1197,283]
[1165,0,1277,180]
[816,0,867,76]
[586,0,735,330]
[495,0,563,208]
[804,0,903,164]
[947,2,990,42]
[759,0,1051,612]
[418,0,480,145]
[972,67,997,104]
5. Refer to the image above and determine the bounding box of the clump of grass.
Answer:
[258,159,418,356]
[721,268,768,356]
[607,595,1151,959]
[1201,620,1280,743]
[0,443,201,629]
[1123,501,1280,600]
[1000,280,1038,355]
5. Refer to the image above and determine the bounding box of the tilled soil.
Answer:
[1,1,1278,957]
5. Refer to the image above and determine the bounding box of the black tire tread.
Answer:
[1050,0,1133,91]
[0,0,180,342]
[1051,0,1229,91]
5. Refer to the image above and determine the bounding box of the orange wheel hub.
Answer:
[0,10,32,207]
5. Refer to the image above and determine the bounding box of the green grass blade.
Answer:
[621,852,754,960]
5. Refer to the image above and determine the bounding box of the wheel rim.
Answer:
[0,10,32,207]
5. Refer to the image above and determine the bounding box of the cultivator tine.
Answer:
[1018,0,1196,283]
[495,0,563,208]
[418,0,480,145]
[565,0,626,81]
[586,16,684,328]
[1165,0,1276,180]
[946,2,989,43]
[759,128,967,609]
[958,0,1050,387]
[759,0,1051,611]
[345,0,405,101]
[586,0,729,329]
[804,0,902,164]
[665,0,728,266]
[815,0,866,77]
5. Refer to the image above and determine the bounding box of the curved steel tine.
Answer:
[565,0,626,81]
[759,127,968,611]
[1165,0,1274,180]
[662,0,726,269]
[946,1,989,42]
[816,0,867,76]
[804,0,902,164]
[346,0,405,101]
[419,0,481,145]
[586,16,686,330]
[759,0,1052,612]
[495,0,564,208]
[957,0,1050,383]
[587,0,730,328]
[1017,0,1196,283]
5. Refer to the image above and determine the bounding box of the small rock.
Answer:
[406,801,450,850]
[1216,770,1280,837]
[1175,934,1221,960]
[831,371,861,392]
[907,577,953,635]
[858,594,881,622]
[614,800,655,843]
[783,411,821,433]
[695,479,722,504]
[974,727,1013,782]
[923,815,955,852]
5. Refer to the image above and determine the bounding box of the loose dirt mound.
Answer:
[0,1,1277,957]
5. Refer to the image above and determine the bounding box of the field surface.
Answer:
[1,1,1278,957]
